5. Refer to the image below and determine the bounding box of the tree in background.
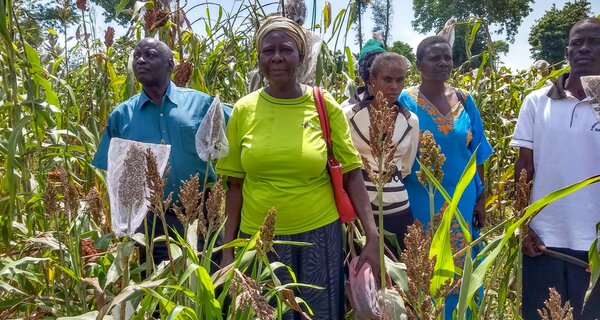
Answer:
[90,0,133,26]
[389,40,416,67]
[411,0,534,43]
[353,0,372,49]
[371,0,393,48]
[528,1,591,65]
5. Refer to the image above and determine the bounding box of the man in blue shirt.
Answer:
[93,38,221,264]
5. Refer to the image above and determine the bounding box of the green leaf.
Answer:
[115,0,130,17]
[585,221,600,306]
[345,46,355,80]
[456,246,473,319]
[429,150,477,295]
[463,174,600,310]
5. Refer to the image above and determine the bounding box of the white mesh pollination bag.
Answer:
[581,75,600,122]
[107,138,171,237]
[195,95,229,161]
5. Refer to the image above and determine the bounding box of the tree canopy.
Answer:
[371,0,393,48]
[528,1,591,65]
[411,0,534,42]
[389,40,416,67]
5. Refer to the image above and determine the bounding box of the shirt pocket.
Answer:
[180,125,198,155]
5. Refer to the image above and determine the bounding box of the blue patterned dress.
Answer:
[398,86,493,318]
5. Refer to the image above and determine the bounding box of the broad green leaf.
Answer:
[430,151,478,295]
[463,174,600,309]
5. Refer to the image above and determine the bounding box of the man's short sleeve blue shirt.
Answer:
[92,82,226,201]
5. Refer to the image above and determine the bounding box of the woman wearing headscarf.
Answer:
[344,49,419,255]
[341,35,387,108]
[398,35,493,318]
[217,16,381,319]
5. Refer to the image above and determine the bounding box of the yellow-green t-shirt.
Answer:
[216,87,362,235]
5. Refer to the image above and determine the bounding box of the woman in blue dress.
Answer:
[398,35,493,318]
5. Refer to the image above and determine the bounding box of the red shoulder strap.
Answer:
[313,87,333,154]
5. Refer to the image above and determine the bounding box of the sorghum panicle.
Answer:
[145,148,166,214]
[85,187,105,227]
[230,269,275,320]
[76,0,87,11]
[176,174,202,224]
[144,8,170,32]
[207,178,225,228]
[514,168,533,217]
[104,26,115,48]
[256,207,277,259]
[537,287,574,320]
[173,60,193,87]
[117,144,146,210]
[416,130,446,187]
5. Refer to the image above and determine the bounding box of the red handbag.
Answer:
[313,87,359,223]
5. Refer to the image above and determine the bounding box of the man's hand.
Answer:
[356,237,382,288]
[522,229,546,257]
[473,194,486,229]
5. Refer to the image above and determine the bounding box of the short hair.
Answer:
[137,38,173,62]
[570,17,600,37]
[416,35,451,62]
[369,52,411,78]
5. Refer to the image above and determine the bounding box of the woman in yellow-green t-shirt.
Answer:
[216,16,381,319]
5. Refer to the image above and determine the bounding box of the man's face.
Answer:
[132,39,173,86]
[566,22,600,76]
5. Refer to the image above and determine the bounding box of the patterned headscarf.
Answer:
[256,16,307,57]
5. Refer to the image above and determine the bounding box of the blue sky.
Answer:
[92,0,600,70]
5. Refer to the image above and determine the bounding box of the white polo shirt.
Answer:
[510,74,600,251]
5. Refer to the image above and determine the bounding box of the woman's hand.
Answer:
[356,235,383,288]
[473,193,486,229]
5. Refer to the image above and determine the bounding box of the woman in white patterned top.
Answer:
[344,51,419,253]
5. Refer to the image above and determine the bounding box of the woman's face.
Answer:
[417,42,453,82]
[259,30,302,85]
[369,62,407,103]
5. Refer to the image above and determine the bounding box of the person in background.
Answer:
[511,17,600,320]
[341,34,387,108]
[216,16,381,319]
[344,51,418,254]
[398,35,493,318]
[93,38,226,265]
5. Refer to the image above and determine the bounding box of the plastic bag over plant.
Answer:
[347,256,381,319]
[581,75,600,121]
[107,138,171,237]
[297,30,323,86]
[195,95,229,161]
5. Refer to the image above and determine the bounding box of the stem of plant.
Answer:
[197,156,212,241]
[159,210,176,275]
[378,186,386,289]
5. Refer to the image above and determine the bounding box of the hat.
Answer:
[359,38,386,64]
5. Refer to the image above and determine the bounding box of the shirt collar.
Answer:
[137,81,180,108]
[547,73,569,100]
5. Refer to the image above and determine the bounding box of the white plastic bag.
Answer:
[107,138,171,237]
[581,75,600,121]
[195,95,229,161]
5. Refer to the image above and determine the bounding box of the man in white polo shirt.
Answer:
[511,17,600,319]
